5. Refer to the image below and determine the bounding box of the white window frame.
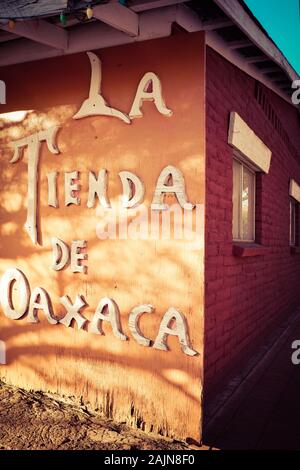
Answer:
[232,155,256,243]
[290,198,297,247]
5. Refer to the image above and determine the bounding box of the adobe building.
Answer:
[0,0,299,443]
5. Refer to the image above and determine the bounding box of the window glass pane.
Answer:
[232,160,241,240]
[242,167,255,241]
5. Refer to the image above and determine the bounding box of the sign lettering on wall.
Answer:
[0,33,205,441]
[2,51,198,357]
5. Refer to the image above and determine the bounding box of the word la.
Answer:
[73,51,172,123]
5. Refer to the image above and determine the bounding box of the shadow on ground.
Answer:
[203,313,300,450]
[0,381,203,451]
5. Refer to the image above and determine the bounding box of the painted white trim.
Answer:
[232,157,256,243]
[228,112,272,174]
[290,199,297,246]
[0,340,5,365]
[290,179,300,204]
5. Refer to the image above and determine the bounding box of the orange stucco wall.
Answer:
[0,33,205,441]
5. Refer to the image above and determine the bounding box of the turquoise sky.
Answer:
[244,0,300,75]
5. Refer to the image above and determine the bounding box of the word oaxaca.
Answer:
[0,268,197,357]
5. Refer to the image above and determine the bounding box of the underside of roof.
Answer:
[0,0,298,106]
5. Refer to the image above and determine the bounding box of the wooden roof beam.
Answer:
[174,6,231,34]
[213,0,299,81]
[260,66,283,74]
[206,30,292,104]
[0,6,176,67]
[93,1,139,36]
[246,55,269,64]
[227,39,252,49]
[200,18,233,30]
[129,0,188,12]
[0,31,18,43]
[0,19,68,50]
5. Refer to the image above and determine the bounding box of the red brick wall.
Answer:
[204,47,300,398]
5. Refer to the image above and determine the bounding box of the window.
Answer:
[290,199,297,246]
[232,158,256,242]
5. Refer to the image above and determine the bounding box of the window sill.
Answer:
[290,246,300,254]
[233,243,270,258]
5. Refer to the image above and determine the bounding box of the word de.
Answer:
[51,238,87,273]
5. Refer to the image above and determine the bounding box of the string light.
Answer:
[60,11,67,26]
[2,2,113,27]
[8,19,15,30]
[86,5,93,20]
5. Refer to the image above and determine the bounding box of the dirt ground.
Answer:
[0,381,200,450]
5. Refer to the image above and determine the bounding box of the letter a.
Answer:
[153,307,197,356]
[129,72,172,119]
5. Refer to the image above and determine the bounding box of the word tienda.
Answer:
[47,166,193,211]
[10,124,193,245]
[0,268,198,357]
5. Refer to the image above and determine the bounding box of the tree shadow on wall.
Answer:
[0,104,204,440]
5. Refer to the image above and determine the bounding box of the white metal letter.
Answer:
[90,297,127,340]
[129,72,172,119]
[0,268,30,320]
[129,304,154,347]
[153,307,197,356]
[151,165,194,210]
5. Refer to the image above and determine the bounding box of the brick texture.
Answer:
[204,47,300,400]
